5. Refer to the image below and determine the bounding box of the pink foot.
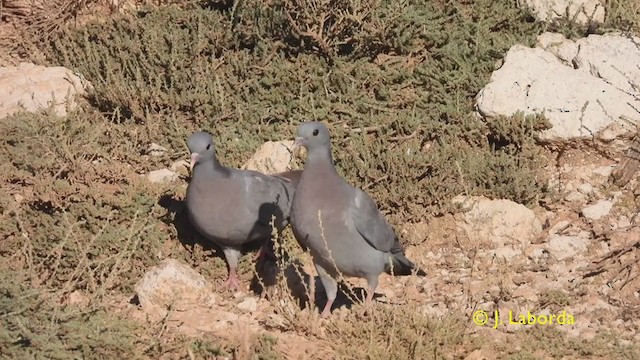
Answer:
[253,244,266,262]
[225,269,240,290]
[253,243,276,262]
[320,299,334,318]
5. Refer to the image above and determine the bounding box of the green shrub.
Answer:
[45,1,550,221]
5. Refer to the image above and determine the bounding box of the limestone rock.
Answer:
[170,159,190,173]
[518,0,605,25]
[581,200,613,220]
[147,168,179,183]
[453,196,543,247]
[236,297,258,313]
[134,259,217,315]
[538,33,640,95]
[0,62,91,119]
[476,45,640,142]
[147,143,167,157]
[546,234,589,261]
[242,140,295,174]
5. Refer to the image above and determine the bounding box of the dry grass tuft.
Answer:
[1,0,640,358]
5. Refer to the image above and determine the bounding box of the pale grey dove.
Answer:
[290,122,425,317]
[186,131,300,289]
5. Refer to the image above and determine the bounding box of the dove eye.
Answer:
[206,144,211,150]
[312,129,319,136]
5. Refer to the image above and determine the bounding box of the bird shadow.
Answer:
[158,193,225,259]
[157,193,383,314]
[158,193,286,292]
[251,254,384,314]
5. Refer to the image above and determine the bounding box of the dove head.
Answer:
[293,122,331,155]
[187,131,216,172]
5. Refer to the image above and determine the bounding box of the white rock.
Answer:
[546,234,588,260]
[581,200,613,220]
[539,32,640,98]
[494,246,523,261]
[548,220,570,235]
[242,140,295,174]
[420,303,448,318]
[147,168,178,183]
[453,196,542,247]
[571,34,640,95]
[564,190,586,203]
[170,160,190,173]
[147,143,167,156]
[476,45,640,142]
[576,183,593,194]
[616,216,632,229]
[135,259,216,314]
[236,297,258,313]
[536,32,579,65]
[593,165,615,177]
[524,244,546,261]
[0,62,91,119]
[518,0,605,25]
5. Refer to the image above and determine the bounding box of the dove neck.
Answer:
[194,156,227,177]
[305,147,337,173]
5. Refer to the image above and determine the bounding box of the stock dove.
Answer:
[290,122,425,317]
[186,131,300,289]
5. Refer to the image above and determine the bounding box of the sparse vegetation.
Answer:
[1,0,639,358]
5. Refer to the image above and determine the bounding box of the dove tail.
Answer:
[384,237,427,276]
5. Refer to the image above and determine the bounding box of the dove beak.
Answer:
[190,152,199,173]
[292,137,305,151]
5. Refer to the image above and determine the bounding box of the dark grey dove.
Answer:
[186,131,300,289]
[290,121,425,317]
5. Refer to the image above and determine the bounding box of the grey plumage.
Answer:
[290,122,425,317]
[185,131,299,288]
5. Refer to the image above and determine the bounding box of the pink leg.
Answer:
[253,243,276,262]
[321,298,335,318]
[253,244,266,262]
[365,286,375,313]
[225,267,240,289]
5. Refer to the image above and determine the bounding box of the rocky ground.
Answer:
[1,0,639,358]
[120,140,639,359]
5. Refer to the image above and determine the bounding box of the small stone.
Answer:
[512,275,528,286]
[67,290,89,306]
[593,165,615,177]
[242,140,295,174]
[488,285,501,298]
[615,216,632,229]
[549,220,571,235]
[576,183,593,194]
[546,234,588,261]
[170,160,190,174]
[565,190,586,203]
[524,244,546,261]
[452,196,542,247]
[581,200,613,220]
[0,62,91,119]
[147,143,167,156]
[147,168,178,183]
[420,303,447,318]
[134,259,215,316]
[236,297,258,313]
